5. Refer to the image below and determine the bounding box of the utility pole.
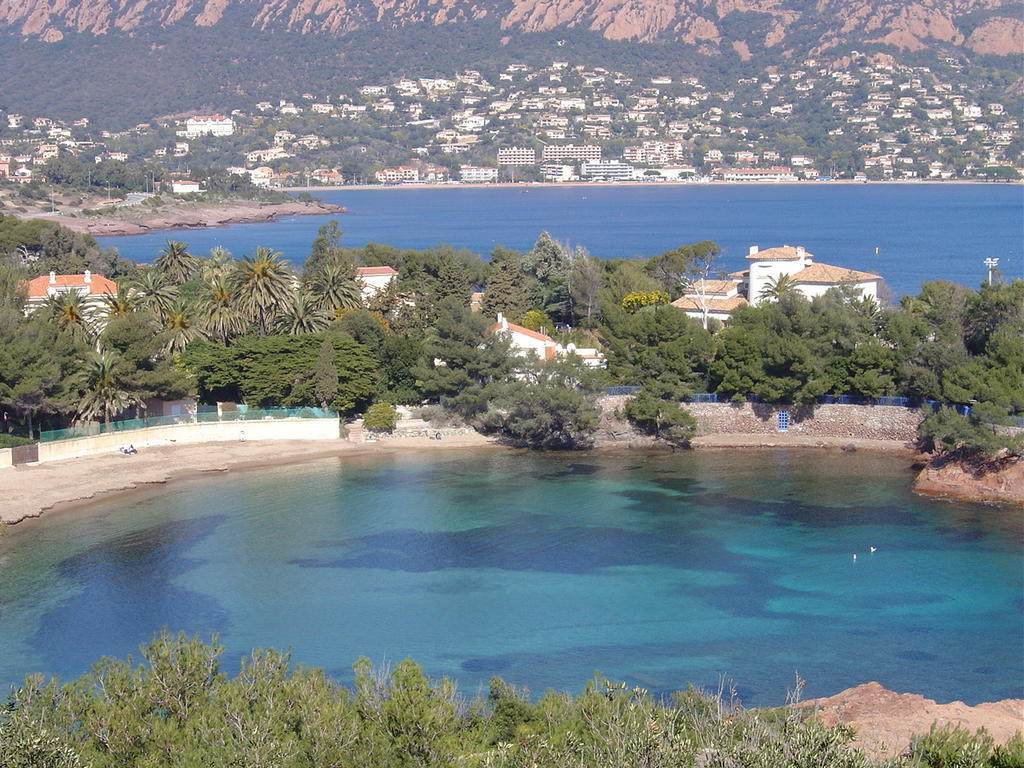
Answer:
[983,257,999,286]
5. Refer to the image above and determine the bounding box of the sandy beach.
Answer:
[0,433,496,526]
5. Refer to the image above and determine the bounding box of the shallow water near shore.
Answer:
[1,449,1021,706]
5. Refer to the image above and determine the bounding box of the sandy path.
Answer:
[0,434,495,525]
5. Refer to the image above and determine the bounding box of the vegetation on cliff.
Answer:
[1,632,1020,768]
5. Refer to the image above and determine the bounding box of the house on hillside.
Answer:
[670,245,881,324]
[738,245,880,305]
[488,314,605,368]
[24,270,117,318]
[356,266,398,301]
[670,280,748,325]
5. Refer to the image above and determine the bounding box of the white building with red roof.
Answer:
[355,265,399,301]
[488,314,605,368]
[740,245,881,305]
[24,270,117,315]
[671,244,882,324]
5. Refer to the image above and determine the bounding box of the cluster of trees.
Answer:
[1,215,1019,456]
[6,631,1021,768]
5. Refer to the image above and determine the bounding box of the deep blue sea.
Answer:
[1,450,1021,706]
[97,184,1024,298]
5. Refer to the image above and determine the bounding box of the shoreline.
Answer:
[0,434,499,527]
[288,178,1020,192]
[35,199,347,237]
[2,433,919,528]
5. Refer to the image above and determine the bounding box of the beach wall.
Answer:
[0,448,11,469]
[597,396,922,442]
[36,418,341,463]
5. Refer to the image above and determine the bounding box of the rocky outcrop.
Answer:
[798,681,1024,760]
[47,200,347,237]
[913,453,1024,506]
[0,0,1019,58]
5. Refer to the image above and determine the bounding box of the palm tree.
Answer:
[38,291,91,338]
[202,246,235,282]
[276,291,332,335]
[233,247,294,335]
[133,269,179,323]
[311,264,363,314]
[197,276,246,345]
[155,240,199,285]
[75,348,139,424]
[161,305,208,355]
[99,284,139,320]
[758,274,798,303]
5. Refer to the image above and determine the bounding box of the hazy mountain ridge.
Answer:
[2,0,1020,56]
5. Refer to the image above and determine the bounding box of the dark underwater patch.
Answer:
[33,515,229,681]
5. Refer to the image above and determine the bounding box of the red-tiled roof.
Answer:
[790,263,881,284]
[356,266,399,276]
[688,279,739,296]
[487,320,555,344]
[671,295,749,312]
[746,245,812,261]
[25,273,117,298]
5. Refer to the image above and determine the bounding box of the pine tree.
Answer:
[313,338,339,409]
[482,253,531,322]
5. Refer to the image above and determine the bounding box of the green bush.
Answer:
[623,391,698,446]
[363,402,397,431]
[0,434,34,448]
[909,723,996,768]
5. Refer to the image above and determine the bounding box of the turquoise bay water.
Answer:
[98,184,1024,297]
[1,450,1020,706]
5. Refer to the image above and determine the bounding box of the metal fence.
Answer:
[38,407,339,443]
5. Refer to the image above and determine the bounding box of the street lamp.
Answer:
[983,257,999,286]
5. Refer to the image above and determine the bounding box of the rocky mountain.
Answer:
[0,0,1019,126]
[1,0,1020,57]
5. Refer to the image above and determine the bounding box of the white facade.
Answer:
[580,161,634,180]
[742,245,880,306]
[489,314,605,367]
[184,115,235,138]
[355,266,398,300]
[497,147,537,165]
[542,144,601,162]
[460,165,498,183]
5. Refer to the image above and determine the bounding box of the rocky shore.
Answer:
[49,199,346,237]
[913,453,1024,506]
[798,681,1023,760]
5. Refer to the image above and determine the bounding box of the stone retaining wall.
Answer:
[597,396,923,442]
[364,426,477,442]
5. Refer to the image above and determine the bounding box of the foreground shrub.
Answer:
[4,632,1012,768]
[909,724,1024,768]
[363,402,398,431]
[623,390,697,445]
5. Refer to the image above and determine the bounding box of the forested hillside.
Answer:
[0,0,1019,126]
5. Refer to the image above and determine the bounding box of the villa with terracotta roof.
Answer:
[24,270,117,317]
[670,279,748,326]
[489,314,605,368]
[671,244,881,324]
[355,265,399,301]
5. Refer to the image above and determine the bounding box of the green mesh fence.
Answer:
[38,408,339,443]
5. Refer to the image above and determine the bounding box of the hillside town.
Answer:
[0,55,1020,194]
